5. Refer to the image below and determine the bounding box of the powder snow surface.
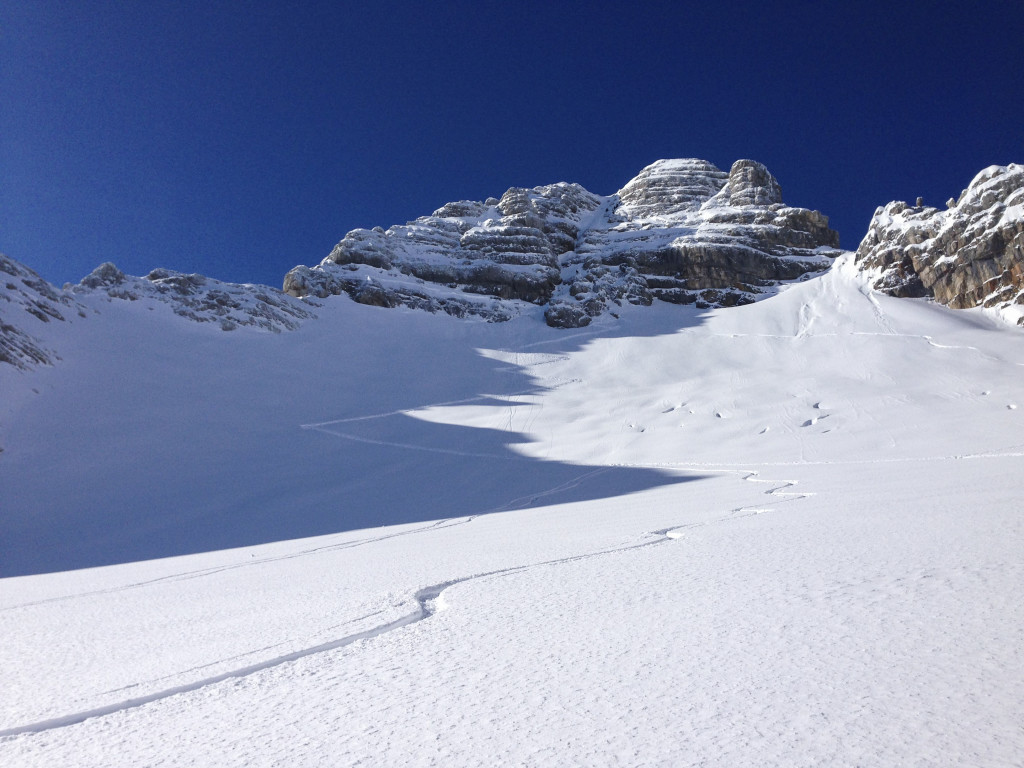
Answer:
[1,255,1022,766]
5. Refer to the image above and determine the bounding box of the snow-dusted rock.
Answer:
[286,159,841,327]
[565,159,840,319]
[855,163,1024,324]
[284,182,606,320]
[0,254,84,369]
[616,158,730,217]
[74,263,317,333]
[5,157,842,368]
[2,255,321,370]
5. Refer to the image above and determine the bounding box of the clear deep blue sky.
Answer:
[3,1,1022,288]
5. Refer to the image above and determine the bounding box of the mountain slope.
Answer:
[0,254,85,370]
[2,255,1023,766]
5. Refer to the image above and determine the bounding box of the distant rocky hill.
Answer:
[284,158,842,327]
[856,164,1024,324]
[74,262,317,332]
[0,256,317,370]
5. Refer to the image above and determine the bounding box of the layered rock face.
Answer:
[284,182,605,323]
[3,158,841,370]
[554,159,840,325]
[856,164,1024,323]
[285,159,842,327]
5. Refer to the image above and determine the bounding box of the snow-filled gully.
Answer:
[0,470,809,740]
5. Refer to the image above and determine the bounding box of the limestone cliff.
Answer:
[855,164,1024,324]
[284,158,842,327]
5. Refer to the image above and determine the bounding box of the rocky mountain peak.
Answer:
[725,159,784,207]
[285,158,841,327]
[72,263,317,332]
[0,253,321,371]
[855,163,1024,324]
[616,158,730,218]
[0,253,85,369]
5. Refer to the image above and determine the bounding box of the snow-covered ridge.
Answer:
[72,262,318,332]
[284,158,842,328]
[2,158,841,371]
[0,254,85,369]
[855,163,1024,325]
[0,257,319,372]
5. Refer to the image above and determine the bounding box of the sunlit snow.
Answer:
[2,255,1022,766]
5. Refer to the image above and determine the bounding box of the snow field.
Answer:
[2,254,1023,765]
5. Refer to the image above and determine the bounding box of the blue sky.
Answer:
[2,1,1022,288]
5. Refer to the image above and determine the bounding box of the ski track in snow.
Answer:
[0,517,744,739]
[0,517,476,613]
[0,463,812,741]
[301,423,513,459]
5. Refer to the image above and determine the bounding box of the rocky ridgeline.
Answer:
[284,158,842,327]
[9,159,1020,372]
[0,254,85,369]
[74,263,317,332]
[0,257,318,370]
[856,164,1024,323]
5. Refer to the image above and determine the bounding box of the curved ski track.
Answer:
[0,465,807,741]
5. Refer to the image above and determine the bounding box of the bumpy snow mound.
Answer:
[0,254,84,369]
[855,163,1024,324]
[75,263,317,332]
[285,159,842,327]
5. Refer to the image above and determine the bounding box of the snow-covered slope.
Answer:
[2,255,1022,766]
[72,261,318,332]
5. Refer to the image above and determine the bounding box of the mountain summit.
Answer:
[283,158,842,327]
[5,159,1024,375]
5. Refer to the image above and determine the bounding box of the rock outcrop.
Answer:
[283,182,605,323]
[285,158,842,327]
[551,159,840,324]
[0,254,84,369]
[74,263,318,332]
[855,164,1024,324]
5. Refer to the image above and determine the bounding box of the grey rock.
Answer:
[569,159,840,318]
[284,181,606,318]
[726,159,783,207]
[855,164,1024,322]
[616,158,730,218]
[78,261,127,289]
[544,301,593,328]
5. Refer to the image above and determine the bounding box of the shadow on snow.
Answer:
[1,302,717,577]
